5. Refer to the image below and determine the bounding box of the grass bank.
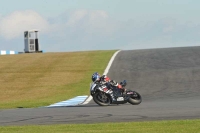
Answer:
[0,119,199,133]
[0,50,116,109]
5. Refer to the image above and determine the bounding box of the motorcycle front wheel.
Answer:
[93,92,111,106]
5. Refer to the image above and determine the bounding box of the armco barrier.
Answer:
[0,50,18,55]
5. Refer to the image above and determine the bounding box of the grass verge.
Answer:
[0,119,199,133]
[0,50,116,109]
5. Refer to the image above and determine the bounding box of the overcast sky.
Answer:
[0,0,200,52]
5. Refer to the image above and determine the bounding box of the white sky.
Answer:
[0,0,200,52]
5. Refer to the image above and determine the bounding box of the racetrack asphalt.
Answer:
[0,46,200,126]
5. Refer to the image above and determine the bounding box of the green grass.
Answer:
[0,119,199,133]
[0,50,116,109]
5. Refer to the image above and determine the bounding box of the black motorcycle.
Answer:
[90,80,142,106]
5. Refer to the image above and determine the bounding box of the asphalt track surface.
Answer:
[1,46,200,126]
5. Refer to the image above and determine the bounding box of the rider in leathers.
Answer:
[92,72,125,101]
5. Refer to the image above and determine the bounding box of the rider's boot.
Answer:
[109,91,116,101]
[122,88,127,96]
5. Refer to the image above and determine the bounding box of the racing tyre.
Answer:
[128,91,142,105]
[93,92,111,106]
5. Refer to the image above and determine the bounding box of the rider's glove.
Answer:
[110,80,118,86]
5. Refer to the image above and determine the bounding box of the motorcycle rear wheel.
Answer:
[128,91,142,105]
[93,92,111,106]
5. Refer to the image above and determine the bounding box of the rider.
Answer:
[91,72,125,100]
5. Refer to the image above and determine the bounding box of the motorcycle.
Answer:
[90,80,142,106]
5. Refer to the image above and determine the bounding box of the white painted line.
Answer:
[81,95,93,105]
[103,50,121,75]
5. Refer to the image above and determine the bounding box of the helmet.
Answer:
[92,72,100,82]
